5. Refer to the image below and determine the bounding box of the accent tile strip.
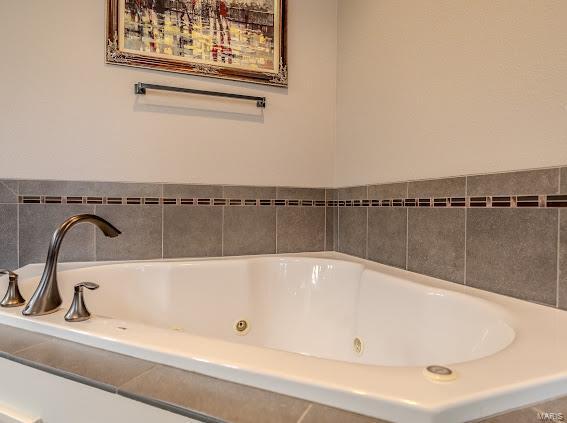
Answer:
[433,198,447,207]
[517,196,539,207]
[86,197,104,205]
[44,196,62,204]
[547,195,567,208]
[16,194,567,208]
[66,196,83,204]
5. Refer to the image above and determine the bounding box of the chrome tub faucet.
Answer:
[22,214,120,317]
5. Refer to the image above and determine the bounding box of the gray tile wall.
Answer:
[338,208,367,258]
[408,177,466,198]
[223,206,277,256]
[367,208,407,268]
[325,189,338,252]
[163,206,223,258]
[337,167,567,309]
[467,209,558,305]
[0,181,18,203]
[0,204,18,269]
[0,181,18,269]
[408,208,466,284]
[0,180,333,268]
[467,168,559,196]
[18,180,163,198]
[95,205,163,261]
[368,182,406,199]
[2,166,566,310]
[277,207,325,254]
[19,204,96,265]
[276,188,326,254]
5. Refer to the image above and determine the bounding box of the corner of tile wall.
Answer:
[559,208,566,310]
[336,166,567,309]
[325,189,338,252]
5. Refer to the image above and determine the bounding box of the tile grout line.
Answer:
[10,339,54,356]
[464,208,468,286]
[405,207,409,270]
[464,177,468,285]
[161,184,164,259]
[16,203,20,269]
[337,192,341,252]
[365,186,369,259]
[557,170,561,308]
[323,189,328,251]
[161,203,164,259]
[116,365,158,391]
[557,209,561,308]
[16,181,20,268]
[405,182,410,268]
[275,187,279,257]
[221,206,225,257]
[275,208,279,254]
[406,182,410,270]
[93,205,97,261]
[221,186,225,257]
[295,404,313,423]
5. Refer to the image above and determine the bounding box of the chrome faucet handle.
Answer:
[0,270,25,308]
[64,282,99,322]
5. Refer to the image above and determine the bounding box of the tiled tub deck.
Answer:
[0,323,565,423]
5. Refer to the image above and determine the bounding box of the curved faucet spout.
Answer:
[22,214,121,316]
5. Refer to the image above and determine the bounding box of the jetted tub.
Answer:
[1,253,566,422]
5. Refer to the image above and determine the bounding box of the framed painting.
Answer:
[107,0,287,87]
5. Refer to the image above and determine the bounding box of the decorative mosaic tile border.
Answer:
[18,196,329,207]
[336,194,567,208]
[17,194,567,207]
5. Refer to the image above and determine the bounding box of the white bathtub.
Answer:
[1,253,567,422]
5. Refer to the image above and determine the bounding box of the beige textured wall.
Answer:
[0,0,337,187]
[336,0,567,187]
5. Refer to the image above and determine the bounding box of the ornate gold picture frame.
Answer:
[107,0,287,87]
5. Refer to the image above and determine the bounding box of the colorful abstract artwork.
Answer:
[107,0,287,86]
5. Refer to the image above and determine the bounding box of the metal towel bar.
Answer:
[134,83,267,108]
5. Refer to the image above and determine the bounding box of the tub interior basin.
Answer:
[15,257,515,367]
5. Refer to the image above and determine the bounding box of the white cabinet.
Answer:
[0,404,41,423]
[0,359,196,423]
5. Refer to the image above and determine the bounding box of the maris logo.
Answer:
[538,412,565,422]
